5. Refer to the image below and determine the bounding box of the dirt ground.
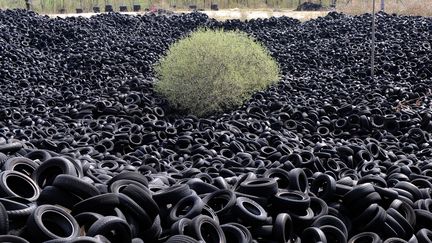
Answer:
[48,9,329,21]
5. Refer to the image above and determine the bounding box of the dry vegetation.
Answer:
[337,0,432,16]
[1,0,431,17]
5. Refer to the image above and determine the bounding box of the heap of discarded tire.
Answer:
[0,8,432,243]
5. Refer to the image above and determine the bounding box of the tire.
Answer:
[312,215,348,239]
[24,150,51,163]
[390,199,416,228]
[272,190,311,214]
[221,224,251,243]
[71,193,120,216]
[273,213,293,243]
[0,170,40,201]
[187,178,219,195]
[310,174,337,201]
[287,168,308,192]
[302,227,327,243]
[187,215,226,243]
[153,184,193,206]
[170,218,192,235]
[0,142,23,154]
[107,171,148,188]
[0,201,9,234]
[87,216,132,243]
[387,208,414,240]
[25,205,79,242]
[202,189,236,219]
[3,157,39,177]
[236,178,278,199]
[31,157,77,188]
[320,225,347,243]
[118,193,153,230]
[233,197,268,226]
[74,212,104,233]
[165,235,201,243]
[349,232,382,243]
[169,193,204,225]
[53,174,100,200]
[38,186,82,209]
[121,184,159,221]
[417,228,432,243]
[0,235,30,243]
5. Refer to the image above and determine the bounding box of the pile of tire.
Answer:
[0,9,432,242]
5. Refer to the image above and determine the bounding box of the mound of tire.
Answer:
[0,9,432,242]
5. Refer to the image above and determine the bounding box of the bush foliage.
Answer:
[154,29,280,116]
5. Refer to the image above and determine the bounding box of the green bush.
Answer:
[154,28,280,116]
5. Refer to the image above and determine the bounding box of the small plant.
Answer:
[154,28,280,116]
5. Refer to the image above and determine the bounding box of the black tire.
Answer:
[153,184,193,206]
[170,218,192,235]
[273,213,293,243]
[202,189,236,220]
[0,201,9,234]
[3,157,39,177]
[415,209,432,232]
[169,193,204,225]
[221,224,251,243]
[287,168,308,192]
[272,190,310,213]
[165,235,200,243]
[24,150,51,162]
[233,197,268,226]
[0,235,30,243]
[31,157,77,188]
[25,205,80,242]
[390,199,416,228]
[187,215,226,243]
[387,208,414,240]
[237,178,278,199]
[320,225,347,243]
[417,228,432,243]
[107,171,148,188]
[383,238,408,243]
[74,212,104,233]
[310,174,337,201]
[349,232,382,243]
[302,227,327,243]
[118,193,153,230]
[87,216,132,243]
[0,142,23,154]
[71,193,120,216]
[312,215,348,239]
[0,170,40,201]
[186,178,219,195]
[121,184,159,221]
[53,174,100,200]
[38,186,81,209]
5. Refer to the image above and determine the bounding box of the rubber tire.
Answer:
[53,174,100,200]
[187,215,226,243]
[0,235,30,243]
[233,197,268,226]
[87,216,132,243]
[25,205,80,242]
[349,232,382,243]
[31,157,77,188]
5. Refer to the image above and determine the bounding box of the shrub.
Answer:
[154,28,280,116]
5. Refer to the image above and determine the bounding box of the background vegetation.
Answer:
[1,0,430,17]
[154,29,279,116]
